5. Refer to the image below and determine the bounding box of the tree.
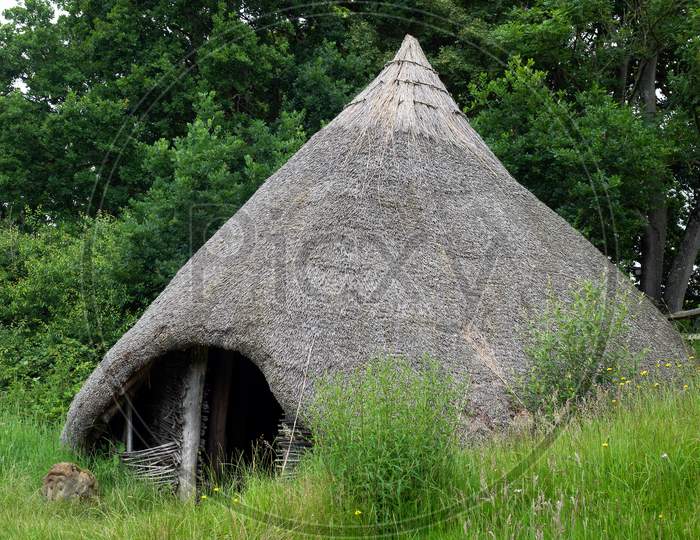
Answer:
[469,58,667,265]
[113,92,306,301]
[478,0,699,310]
[1,0,698,311]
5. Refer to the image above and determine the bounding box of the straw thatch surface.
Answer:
[62,35,687,448]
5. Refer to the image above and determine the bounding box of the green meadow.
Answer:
[2,368,697,539]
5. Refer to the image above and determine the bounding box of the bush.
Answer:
[307,355,466,525]
[0,215,136,419]
[517,278,644,416]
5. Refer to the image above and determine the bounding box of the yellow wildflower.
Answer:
[683,384,689,390]
[640,370,648,376]
[611,399,617,404]
[665,362,672,368]
[232,497,240,504]
[200,495,208,501]
[606,367,613,372]
[354,509,362,516]
[654,382,660,388]
[602,442,609,448]
[213,487,220,493]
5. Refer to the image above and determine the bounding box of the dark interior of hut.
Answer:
[204,348,284,472]
[107,347,284,481]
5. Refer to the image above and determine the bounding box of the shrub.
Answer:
[0,215,136,419]
[517,278,644,416]
[307,355,466,525]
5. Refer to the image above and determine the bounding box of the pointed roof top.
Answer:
[331,35,488,154]
[390,34,434,69]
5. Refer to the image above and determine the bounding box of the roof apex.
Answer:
[392,34,432,69]
[331,34,478,146]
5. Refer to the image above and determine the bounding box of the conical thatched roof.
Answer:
[63,35,686,448]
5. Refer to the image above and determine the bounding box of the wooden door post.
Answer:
[177,346,207,501]
[123,398,134,452]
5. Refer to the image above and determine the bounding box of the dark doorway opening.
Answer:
[109,347,284,490]
[203,348,284,474]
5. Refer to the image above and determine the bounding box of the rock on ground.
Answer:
[41,462,98,501]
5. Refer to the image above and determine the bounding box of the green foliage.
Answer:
[198,11,294,120]
[0,0,697,300]
[114,92,306,297]
[307,355,465,523]
[479,0,700,305]
[289,24,384,132]
[0,215,136,419]
[0,89,141,220]
[517,278,644,416]
[0,89,306,417]
[0,1,145,218]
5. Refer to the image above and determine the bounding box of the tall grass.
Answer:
[307,355,466,525]
[1,370,698,538]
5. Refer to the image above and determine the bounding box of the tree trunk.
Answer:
[641,205,667,302]
[639,54,658,124]
[663,200,700,312]
[614,54,630,104]
[638,54,667,303]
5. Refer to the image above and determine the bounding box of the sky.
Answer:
[2,1,25,91]
[0,0,17,21]
[0,1,64,22]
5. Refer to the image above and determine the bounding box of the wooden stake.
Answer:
[177,346,207,501]
[124,399,134,453]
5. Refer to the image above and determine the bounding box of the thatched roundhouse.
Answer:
[62,36,686,492]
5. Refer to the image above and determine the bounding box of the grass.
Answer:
[307,356,465,524]
[1,370,698,539]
